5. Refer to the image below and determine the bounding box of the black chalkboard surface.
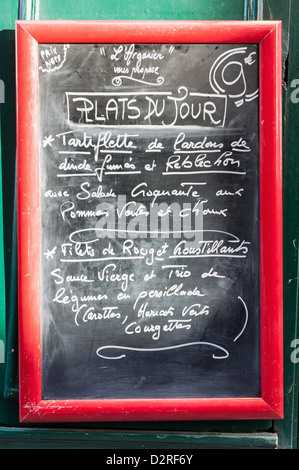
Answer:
[38,43,260,400]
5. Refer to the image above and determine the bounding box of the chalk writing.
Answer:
[39,43,260,399]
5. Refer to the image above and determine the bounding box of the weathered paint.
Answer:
[0,0,298,449]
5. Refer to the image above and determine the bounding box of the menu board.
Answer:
[37,42,261,401]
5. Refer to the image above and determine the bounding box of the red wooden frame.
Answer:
[16,20,283,422]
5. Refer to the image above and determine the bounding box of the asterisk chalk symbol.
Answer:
[43,135,55,148]
[44,246,57,260]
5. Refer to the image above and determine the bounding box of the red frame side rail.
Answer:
[16,20,283,423]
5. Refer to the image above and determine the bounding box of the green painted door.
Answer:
[0,0,298,449]
[26,0,250,21]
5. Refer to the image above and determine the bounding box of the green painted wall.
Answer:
[0,0,19,29]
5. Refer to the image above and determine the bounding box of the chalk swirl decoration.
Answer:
[112,75,165,87]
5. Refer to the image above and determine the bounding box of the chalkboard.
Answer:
[17,20,283,422]
[38,42,260,400]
